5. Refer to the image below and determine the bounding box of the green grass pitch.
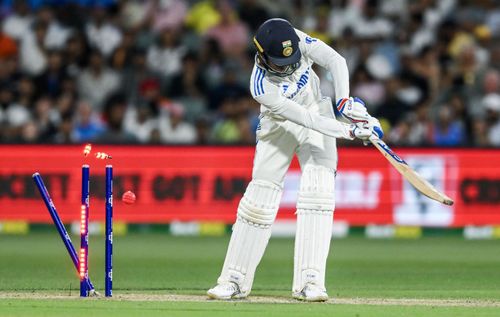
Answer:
[0,233,499,316]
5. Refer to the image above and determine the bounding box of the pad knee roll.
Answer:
[238,179,283,227]
[296,165,336,212]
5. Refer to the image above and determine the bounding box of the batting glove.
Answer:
[349,124,373,141]
[337,97,384,143]
[336,97,370,124]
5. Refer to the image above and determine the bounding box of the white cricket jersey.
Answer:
[250,29,353,140]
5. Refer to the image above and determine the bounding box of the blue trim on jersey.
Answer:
[259,69,265,95]
[253,68,259,96]
[253,67,266,96]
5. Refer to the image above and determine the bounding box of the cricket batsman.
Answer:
[207,18,383,301]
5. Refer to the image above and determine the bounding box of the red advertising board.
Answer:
[0,145,498,227]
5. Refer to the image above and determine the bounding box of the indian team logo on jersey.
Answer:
[280,68,310,99]
[282,40,293,57]
[305,36,317,44]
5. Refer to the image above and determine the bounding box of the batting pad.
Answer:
[293,165,335,293]
[217,180,282,295]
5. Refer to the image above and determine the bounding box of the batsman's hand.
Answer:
[337,97,384,144]
[349,124,372,141]
[336,97,370,123]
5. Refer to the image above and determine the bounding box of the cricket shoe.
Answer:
[292,284,329,302]
[207,282,246,300]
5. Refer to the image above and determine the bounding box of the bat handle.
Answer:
[368,134,380,145]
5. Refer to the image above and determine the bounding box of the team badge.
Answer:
[282,40,293,57]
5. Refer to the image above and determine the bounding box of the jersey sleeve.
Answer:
[250,67,353,140]
[295,28,349,101]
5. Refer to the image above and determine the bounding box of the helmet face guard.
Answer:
[257,52,300,77]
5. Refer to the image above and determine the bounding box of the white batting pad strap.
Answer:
[296,165,336,211]
[237,179,283,226]
[293,210,333,293]
[217,218,273,295]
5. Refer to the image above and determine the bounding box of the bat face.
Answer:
[369,136,454,206]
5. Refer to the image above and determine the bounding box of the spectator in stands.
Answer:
[0,83,15,141]
[353,0,393,39]
[33,95,57,142]
[351,64,385,112]
[122,48,162,106]
[85,6,122,57]
[483,94,500,146]
[35,5,70,50]
[34,50,68,98]
[167,52,208,122]
[19,20,48,76]
[208,64,247,111]
[185,0,220,35]
[2,1,32,41]
[96,94,137,144]
[388,117,412,146]
[199,38,225,90]
[73,100,105,142]
[471,118,490,147]
[448,93,472,137]
[119,0,149,30]
[195,117,211,144]
[77,49,121,111]
[4,77,34,140]
[64,32,89,77]
[376,78,411,127]
[52,112,75,144]
[205,1,250,57]
[159,102,197,144]
[413,101,433,145]
[388,100,432,146]
[212,96,252,144]
[136,77,162,117]
[110,30,137,71]
[431,103,465,146]
[54,92,75,120]
[485,1,500,37]
[144,0,188,33]
[18,120,39,143]
[409,46,441,100]
[146,26,186,78]
[168,52,206,99]
[477,69,500,118]
[124,102,158,144]
[449,45,485,100]
[305,7,333,45]
[0,32,18,59]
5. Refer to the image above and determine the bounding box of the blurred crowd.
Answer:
[0,0,499,146]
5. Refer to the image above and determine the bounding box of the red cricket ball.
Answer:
[122,191,136,205]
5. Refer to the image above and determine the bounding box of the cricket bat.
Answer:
[369,136,454,206]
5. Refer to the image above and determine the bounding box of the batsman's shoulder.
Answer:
[250,64,278,103]
[295,28,318,51]
[250,64,267,98]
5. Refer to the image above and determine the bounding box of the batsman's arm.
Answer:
[295,29,349,101]
[254,90,353,139]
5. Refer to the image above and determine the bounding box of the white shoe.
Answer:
[207,282,246,300]
[293,284,329,302]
